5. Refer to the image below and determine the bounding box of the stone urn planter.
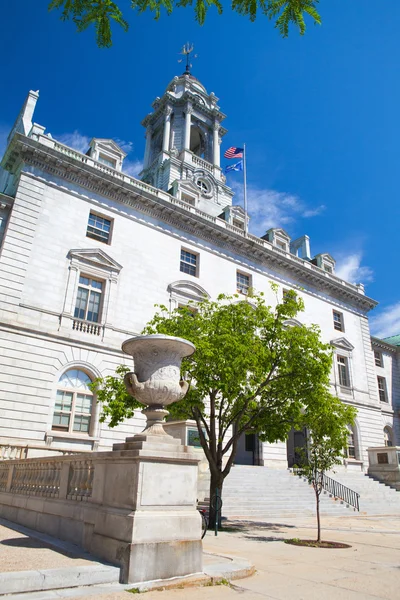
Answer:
[122,334,195,436]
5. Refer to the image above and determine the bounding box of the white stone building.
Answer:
[0,72,398,468]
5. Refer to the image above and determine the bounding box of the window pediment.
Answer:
[331,337,354,351]
[168,280,210,302]
[284,318,303,328]
[69,248,122,274]
[89,138,127,158]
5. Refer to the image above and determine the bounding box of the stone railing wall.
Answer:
[0,443,85,461]
[1,456,94,500]
[0,443,201,583]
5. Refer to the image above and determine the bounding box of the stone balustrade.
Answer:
[0,443,84,461]
[0,441,202,583]
[0,456,94,500]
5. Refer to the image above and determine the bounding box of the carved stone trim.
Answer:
[8,134,378,313]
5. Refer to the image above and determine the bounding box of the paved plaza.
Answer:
[1,513,399,599]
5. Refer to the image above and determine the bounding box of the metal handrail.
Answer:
[293,468,360,511]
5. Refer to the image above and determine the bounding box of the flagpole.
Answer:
[243,143,248,236]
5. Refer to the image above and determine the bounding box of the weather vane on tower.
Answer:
[178,43,198,75]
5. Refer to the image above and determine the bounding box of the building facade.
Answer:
[0,73,398,467]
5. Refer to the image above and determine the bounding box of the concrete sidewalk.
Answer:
[69,514,400,600]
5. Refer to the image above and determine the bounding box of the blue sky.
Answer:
[0,1,399,336]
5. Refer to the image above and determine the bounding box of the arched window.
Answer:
[190,126,205,158]
[52,369,94,434]
[384,426,393,447]
[345,426,356,459]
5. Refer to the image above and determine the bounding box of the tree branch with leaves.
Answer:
[92,288,341,528]
[49,0,321,47]
[295,394,357,543]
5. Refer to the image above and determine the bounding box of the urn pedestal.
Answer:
[105,335,202,583]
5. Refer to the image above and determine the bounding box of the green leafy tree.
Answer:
[49,0,321,48]
[92,289,341,528]
[296,395,357,543]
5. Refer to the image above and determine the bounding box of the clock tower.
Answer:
[140,69,234,217]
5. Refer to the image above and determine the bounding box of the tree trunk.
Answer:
[208,471,224,530]
[316,490,321,543]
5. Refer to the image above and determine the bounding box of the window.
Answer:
[345,426,356,459]
[52,369,93,434]
[178,303,197,316]
[333,310,344,332]
[232,219,244,230]
[384,426,393,447]
[196,179,210,194]
[374,350,383,367]
[98,154,116,169]
[324,265,333,273]
[337,355,350,388]
[74,276,103,323]
[377,376,388,402]
[283,289,291,302]
[237,271,251,295]
[86,213,112,244]
[180,249,198,277]
[276,240,287,251]
[181,194,196,206]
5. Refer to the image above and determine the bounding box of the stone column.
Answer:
[162,106,172,153]
[213,121,220,167]
[184,104,193,150]
[143,125,152,169]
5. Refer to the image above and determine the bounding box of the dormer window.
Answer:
[88,138,127,172]
[261,228,291,252]
[98,154,116,169]
[312,253,336,275]
[276,240,287,251]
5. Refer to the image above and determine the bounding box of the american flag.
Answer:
[224,147,244,159]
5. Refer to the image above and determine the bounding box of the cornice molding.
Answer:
[6,134,378,314]
[371,336,399,353]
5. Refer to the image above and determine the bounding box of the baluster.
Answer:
[43,462,51,496]
[24,463,32,494]
[38,462,46,495]
[75,462,86,498]
[55,462,62,497]
[68,462,80,498]
[20,464,27,494]
[82,461,94,499]
[46,462,55,496]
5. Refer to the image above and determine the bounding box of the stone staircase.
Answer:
[217,465,400,519]
[325,468,400,515]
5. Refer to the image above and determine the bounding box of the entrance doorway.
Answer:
[286,427,308,468]
[235,431,263,465]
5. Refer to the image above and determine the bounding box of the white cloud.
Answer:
[370,302,400,339]
[56,130,141,175]
[56,132,135,156]
[57,130,91,153]
[123,159,143,177]
[114,138,134,154]
[335,253,374,285]
[230,181,325,236]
